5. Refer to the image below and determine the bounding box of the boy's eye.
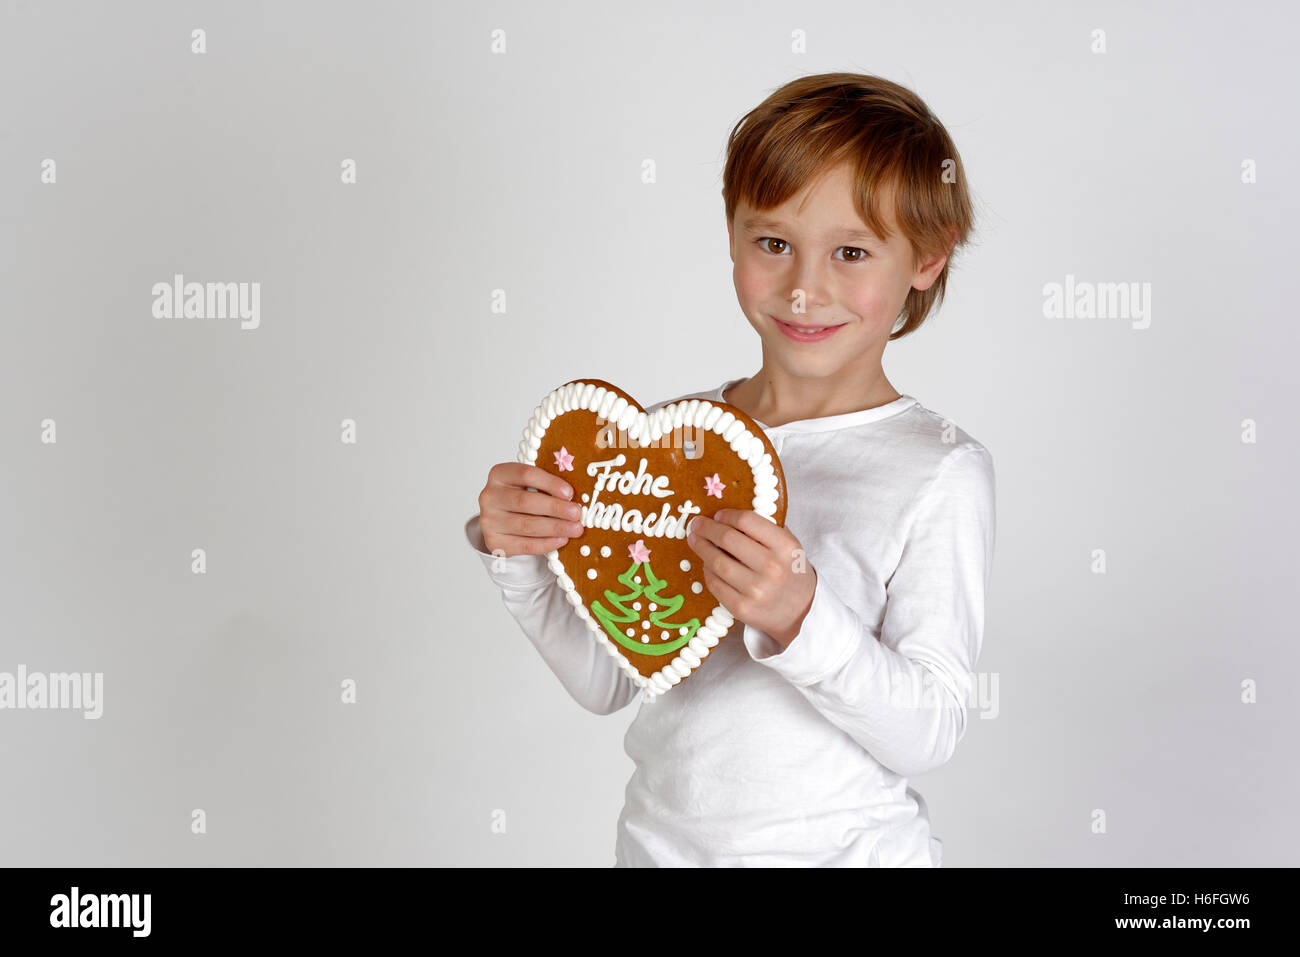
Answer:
[755,238,870,262]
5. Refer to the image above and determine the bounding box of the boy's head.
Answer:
[722,73,974,383]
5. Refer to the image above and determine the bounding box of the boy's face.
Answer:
[726,161,947,385]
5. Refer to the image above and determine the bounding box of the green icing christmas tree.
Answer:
[592,541,700,657]
[643,566,696,635]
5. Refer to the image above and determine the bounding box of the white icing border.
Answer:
[516,381,780,698]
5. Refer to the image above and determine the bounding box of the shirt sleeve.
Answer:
[740,446,996,778]
[465,513,640,716]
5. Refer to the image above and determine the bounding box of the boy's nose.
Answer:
[787,271,831,308]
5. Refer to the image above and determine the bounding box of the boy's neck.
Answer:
[724,369,902,428]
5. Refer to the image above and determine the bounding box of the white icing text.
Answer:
[582,454,700,538]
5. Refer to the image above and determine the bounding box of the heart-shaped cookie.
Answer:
[515,379,786,697]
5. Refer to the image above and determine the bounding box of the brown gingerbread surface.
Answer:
[528,378,787,680]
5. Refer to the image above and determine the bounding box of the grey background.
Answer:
[1,0,1296,866]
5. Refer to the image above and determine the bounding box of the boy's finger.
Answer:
[692,514,766,571]
[497,512,583,540]
[509,462,575,500]
[507,487,584,522]
[688,524,756,591]
[491,534,571,558]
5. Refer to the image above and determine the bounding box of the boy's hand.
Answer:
[686,509,816,650]
[478,462,585,558]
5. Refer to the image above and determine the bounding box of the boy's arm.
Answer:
[741,447,996,778]
[464,513,640,716]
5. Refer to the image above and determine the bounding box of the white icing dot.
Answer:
[680,559,691,572]
[679,626,689,635]
[642,621,650,629]
[600,546,611,558]
[641,635,649,643]
[581,493,589,502]
[634,576,641,584]
[660,631,669,640]
[648,603,657,611]
[587,569,597,580]
[580,545,590,556]
[632,602,641,611]
[625,628,635,637]
[691,582,703,594]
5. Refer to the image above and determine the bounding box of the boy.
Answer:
[467,72,995,866]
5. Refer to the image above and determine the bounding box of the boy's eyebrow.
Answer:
[742,217,882,242]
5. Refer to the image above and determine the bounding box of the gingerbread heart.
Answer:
[515,379,787,697]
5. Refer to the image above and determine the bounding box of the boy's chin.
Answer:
[768,353,855,380]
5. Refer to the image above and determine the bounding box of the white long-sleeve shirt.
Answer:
[464,376,996,866]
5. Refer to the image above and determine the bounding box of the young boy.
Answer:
[467,72,995,866]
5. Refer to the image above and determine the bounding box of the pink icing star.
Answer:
[628,539,651,563]
[553,446,574,471]
[704,472,726,498]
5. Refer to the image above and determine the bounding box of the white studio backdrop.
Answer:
[1,0,1296,866]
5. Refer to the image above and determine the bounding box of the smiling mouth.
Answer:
[764,315,847,335]
[774,318,844,333]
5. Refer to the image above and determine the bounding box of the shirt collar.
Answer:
[712,377,917,433]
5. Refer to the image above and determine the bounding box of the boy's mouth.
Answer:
[771,316,846,342]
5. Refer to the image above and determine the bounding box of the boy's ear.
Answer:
[724,193,737,262]
[911,250,949,292]
[911,229,958,291]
